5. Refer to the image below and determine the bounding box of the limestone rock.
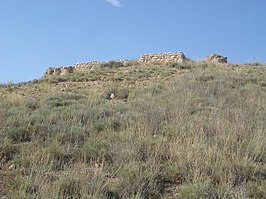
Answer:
[110,93,115,99]
[205,54,228,63]
[8,164,16,170]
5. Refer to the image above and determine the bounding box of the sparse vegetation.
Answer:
[100,61,125,69]
[0,61,265,198]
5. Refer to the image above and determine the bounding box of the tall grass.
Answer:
[0,62,265,198]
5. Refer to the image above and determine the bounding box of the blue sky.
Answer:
[0,0,265,83]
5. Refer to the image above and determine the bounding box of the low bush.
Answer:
[169,62,192,69]
[100,61,125,69]
[0,139,18,162]
[105,86,129,100]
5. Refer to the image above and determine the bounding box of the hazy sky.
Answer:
[0,0,265,83]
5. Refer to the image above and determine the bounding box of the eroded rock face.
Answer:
[205,54,228,63]
[140,52,187,63]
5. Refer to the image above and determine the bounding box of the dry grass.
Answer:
[0,61,266,198]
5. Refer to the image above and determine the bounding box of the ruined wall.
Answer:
[205,54,227,63]
[43,52,187,78]
[43,61,101,78]
[73,61,101,71]
[140,52,186,63]
[43,67,72,78]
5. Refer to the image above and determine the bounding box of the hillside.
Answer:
[0,58,266,198]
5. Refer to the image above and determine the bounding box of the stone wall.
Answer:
[43,52,229,78]
[43,61,101,78]
[205,54,227,63]
[43,67,72,77]
[74,61,101,71]
[43,52,187,78]
[140,52,186,63]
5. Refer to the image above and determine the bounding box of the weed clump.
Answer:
[105,86,129,100]
[169,62,192,69]
[100,61,125,69]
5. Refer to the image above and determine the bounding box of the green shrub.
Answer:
[31,79,39,84]
[176,180,218,199]
[149,83,165,96]
[57,93,86,100]
[25,98,39,110]
[47,76,67,84]
[7,127,32,143]
[100,61,124,69]
[82,137,108,162]
[46,145,77,171]
[56,126,87,147]
[196,75,215,82]
[105,86,129,100]
[169,62,192,69]
[57,175,82,198]
[0,139,18,162]
[246,180,266,198]
[42,96,77,108]
[244,62,264,66]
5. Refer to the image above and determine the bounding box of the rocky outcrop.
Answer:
[205,54,228,63]
[140,52,186,63]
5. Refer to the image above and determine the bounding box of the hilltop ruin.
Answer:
[43,52,227,78]
[205,54,228,63]
[140,52,186,63]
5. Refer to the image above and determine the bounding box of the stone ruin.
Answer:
[43,52,229,78]
[205,54,228,63]
[73,61,101,71]
[43,61,101,78]
[44,66,74,77]
[140,52,186,63]
[43,52,188,78]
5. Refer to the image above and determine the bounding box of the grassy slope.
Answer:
[0,61,266,198]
